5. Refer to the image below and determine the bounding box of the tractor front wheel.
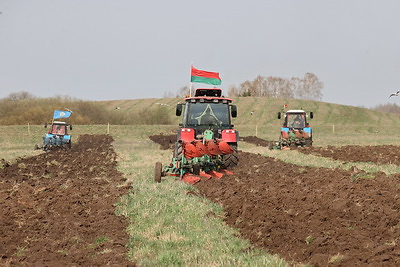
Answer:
[154,162,162,183]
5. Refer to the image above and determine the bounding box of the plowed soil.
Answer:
[150,134,400,266]
[240,136,272,147]
[149,133,176,150]
[0,134,135,266]
[298,145,400,166]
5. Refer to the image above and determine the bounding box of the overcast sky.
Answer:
[1,0,400,107]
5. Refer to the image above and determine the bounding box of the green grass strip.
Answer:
[113,130,287,266]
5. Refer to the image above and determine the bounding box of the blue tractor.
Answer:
[35,121,73,151]
[270,109,314,149]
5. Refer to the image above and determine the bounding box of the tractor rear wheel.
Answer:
[305,139,313,147]
[154,162,162,183]
[173,142,183,161]
[193,164,200,175]
[221,143,238,169]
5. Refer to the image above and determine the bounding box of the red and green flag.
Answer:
[190,66,222,85]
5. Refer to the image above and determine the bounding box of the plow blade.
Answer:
[181,170,233,184]
[206,170,224,179]
[182,174,202,184]
[199,171,213,179]
[218,169,234,175]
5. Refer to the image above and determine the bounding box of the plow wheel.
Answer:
[154,162,162,183]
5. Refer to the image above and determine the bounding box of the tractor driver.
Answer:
[292,115,304,128]
[198,106,221,126]
[55,125,65,135]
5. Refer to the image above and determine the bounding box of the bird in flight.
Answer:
[389,91,400,98]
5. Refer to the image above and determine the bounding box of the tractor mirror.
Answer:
[277,112,281,119]
[176,103,183,116]
[310,112,314,119]
[231,105,237,118]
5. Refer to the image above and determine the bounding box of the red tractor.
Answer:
[155,88,239,184]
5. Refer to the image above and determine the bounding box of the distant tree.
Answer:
[266,76,293,98]
[227,85,239,97]
[373,103,400,114]
[236,73,322,100]
[239,80,253,96]
[4,91,35,101]
[296,73,323,100]
[163,91,175,98]
[176,86,189,98]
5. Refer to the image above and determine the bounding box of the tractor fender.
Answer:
[221,129,238,143]
[178,128,195,142]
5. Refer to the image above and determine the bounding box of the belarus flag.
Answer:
[190,66,222,85]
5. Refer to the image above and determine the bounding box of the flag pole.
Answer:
[189,62,193,97]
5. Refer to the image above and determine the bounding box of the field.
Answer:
[1,103,400,265]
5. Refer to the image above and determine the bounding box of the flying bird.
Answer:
[389,91,400,98]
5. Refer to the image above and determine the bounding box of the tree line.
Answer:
[0,92,172,125]
[372,103,400,114]
[227,73,323,100]
[166,72,323,100]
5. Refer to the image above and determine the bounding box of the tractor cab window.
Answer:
[51,124,66,135]
[287,114,305,128]
[184,102,230,127]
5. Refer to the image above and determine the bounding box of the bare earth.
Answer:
[151,134,400,266]
[298,145,400,166]
[2,133,399,266]
[0,134,135,266]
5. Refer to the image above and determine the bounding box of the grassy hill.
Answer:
[99,97,400,139]
[100,97,400,125]
[2,95,400,139]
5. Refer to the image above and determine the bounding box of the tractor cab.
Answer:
[176,88,238,139]
[48,121,71,136]
[278,109,313,130]
[280,110,312,129]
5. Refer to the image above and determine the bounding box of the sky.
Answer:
[1,0,400,108]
